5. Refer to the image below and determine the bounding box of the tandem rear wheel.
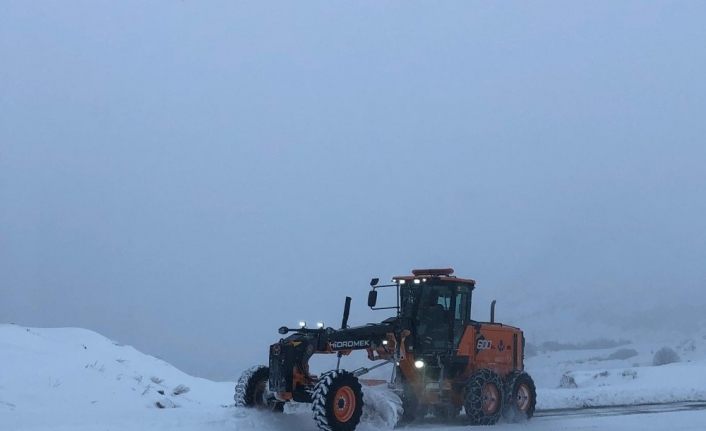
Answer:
[464,369,505,425]
[503,371,537,422]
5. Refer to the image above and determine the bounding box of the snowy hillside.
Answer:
[527,335,706,409]
[3,324,706,431]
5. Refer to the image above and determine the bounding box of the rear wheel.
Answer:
[464,369,505,425]
[312,370,364,431]
[503,372,536,422]
[234,365,284,412]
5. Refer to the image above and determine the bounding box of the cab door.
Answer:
[416,284,468,351]
[452,286,469,346]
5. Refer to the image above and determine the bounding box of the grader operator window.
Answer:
[400,285,420,318]
[453,288,470,345]
[410,284,469,350]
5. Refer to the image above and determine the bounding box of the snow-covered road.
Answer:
[537,400,706,419]
[497,408,706,431]
[235,404,706,431]
[6,403,706,431]
[385,402,706,431]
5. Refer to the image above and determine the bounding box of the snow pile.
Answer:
[540,361,706,409]
[360,385,402,428]
[0,324,241,430]
[0,323,232,413]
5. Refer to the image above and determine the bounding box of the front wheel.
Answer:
[234,365,284,412]
[464,369,505,425]
[312,370,364,431]
[503,371,536,422]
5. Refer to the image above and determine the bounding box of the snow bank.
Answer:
[527,335,706,409]
[538,361,706,409]
[0,324,232,413]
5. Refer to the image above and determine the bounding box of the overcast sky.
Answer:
[2,1,706,380]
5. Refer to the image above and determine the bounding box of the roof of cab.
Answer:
[392,268,476,287]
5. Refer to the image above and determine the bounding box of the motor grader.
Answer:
[235,268,536,430]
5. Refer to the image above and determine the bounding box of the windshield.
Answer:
[400,285,421,318]
[400,282,471,320]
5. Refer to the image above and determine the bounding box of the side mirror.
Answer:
[370,278,379,287]
[367,290,378,308]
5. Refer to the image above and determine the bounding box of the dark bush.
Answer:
[559,373,577,388]
[652,347,680,366]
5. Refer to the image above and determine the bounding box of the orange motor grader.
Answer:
[235,268,536,431]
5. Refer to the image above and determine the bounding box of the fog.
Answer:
[2,1,706,380]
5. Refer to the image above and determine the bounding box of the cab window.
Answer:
[454,290,468,320]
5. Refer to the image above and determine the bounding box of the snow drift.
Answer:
[0,324,232,412]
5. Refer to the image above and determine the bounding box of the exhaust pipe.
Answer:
[341,296,352,329]
[490,300,497,323]
[337,296,352,370]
